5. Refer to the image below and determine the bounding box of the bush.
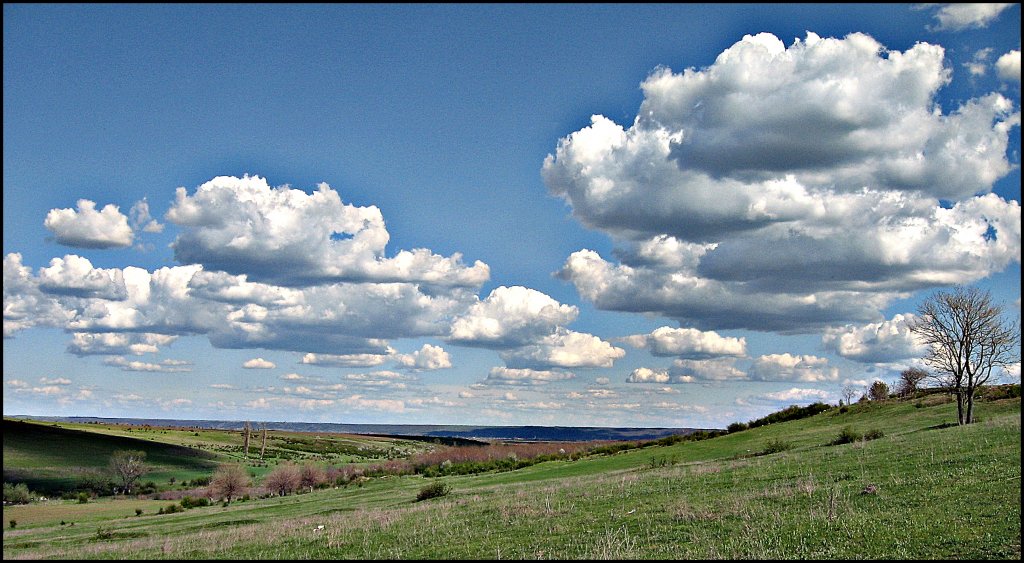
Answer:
[863,428,885,441]
[78,491,90,504]
[415,481,451,502]
[135,508,143,516]
[9,520,16,529]
[727,422,748,433]
[831,427,863,445]
[180,495,210,509]
[3,482,32,504]
[756,438,794,456]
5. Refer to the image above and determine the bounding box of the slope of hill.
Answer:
[3,393,1020,559]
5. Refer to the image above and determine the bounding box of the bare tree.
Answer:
[299,463,326,493]
[242,421,251,459]
[909,286,1020,425]
[109,450,147,495]
[840,384,859,406]
[209,464,249,504]
[264,463,301,496]
[896,367,928,397]
[259,423,268,461]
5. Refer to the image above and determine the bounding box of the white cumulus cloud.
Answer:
[483,367,575,386]
[242,357,276,369]
[395,344,452,370]
[822,314,928,364]
[501,329,624,370]
[748,354,839,382]
[996,49,1021,83]
[545,31,1021,333]
[44,199,134,249]
[622,326,746,358]
[166,175,488,288]
[760,387,832,403]
[449,285,578,348]
[924,3,1013,31]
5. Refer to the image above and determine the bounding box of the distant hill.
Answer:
[2,418,219,495]
[6,415,714,442]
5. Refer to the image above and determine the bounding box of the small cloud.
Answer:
[280,373,304,381]
[395,344,452,370]
[39,377,72,385]
[483,367,575,386]
[923,3,1014,31]
[760,387,832,403]
[996,49,1021,83]
[103,356,192,373]
[243,357,276,369]
[129,198,165,234]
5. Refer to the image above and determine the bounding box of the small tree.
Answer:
[209,465,249,504]
[896,367,928,397]
[909,286,1020,425]
[867,380,889,401]
[109,450,147,495]
[299,463,326,493]
[264,463,301,496]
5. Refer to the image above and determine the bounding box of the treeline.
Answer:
[726,402,833,433]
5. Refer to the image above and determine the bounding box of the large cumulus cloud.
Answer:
[166,175,489,288]
[545,32,1021,333]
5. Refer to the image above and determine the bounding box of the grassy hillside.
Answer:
[2,419,220,494]
[3,394,1020,559]
[3,419,437,494]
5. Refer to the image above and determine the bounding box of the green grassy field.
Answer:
[3,394,1020,559]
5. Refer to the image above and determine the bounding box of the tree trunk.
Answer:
[260,425,267,461]
[964,387,975,424]
[955,390,966,425]
[243,421,251,458]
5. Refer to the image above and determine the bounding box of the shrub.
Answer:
[863,429,885,441]
[416,481,451,502]
[135,508,143,516]
[9,520,16,529]
[209,465,250,504]
[78,491,90,504]
[3,482,32,504]
[159,503,183,514]
[727,422,748,433]
[180,495,210,509]
[831,427,863,445]
[757,438,794,456]
[264,463,301,496]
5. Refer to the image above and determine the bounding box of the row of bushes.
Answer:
[728,402,833,433]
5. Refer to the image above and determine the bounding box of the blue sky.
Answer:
[3,4,1020,428]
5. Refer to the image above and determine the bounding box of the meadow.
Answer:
[3,391,1020,559]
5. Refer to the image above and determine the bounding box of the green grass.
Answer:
[3,395,1020,559]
